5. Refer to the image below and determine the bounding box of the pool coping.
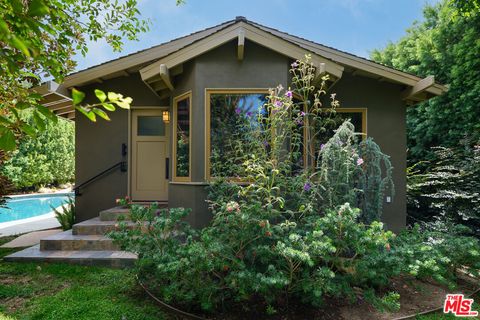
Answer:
[6,189,73,199]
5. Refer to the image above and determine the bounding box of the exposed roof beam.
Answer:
[33,81,70,99]
[150,80,168,92]
[56,106,75,116]
[42,98,71,107]
[140,22,344,81]
[402,75,435,100]
[159,64,174,91]
[48,101,73,111]
[158,90,171,100]
[237,29,245,61]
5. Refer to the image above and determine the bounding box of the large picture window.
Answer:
[206,90,268,179]
[173,92,191,181]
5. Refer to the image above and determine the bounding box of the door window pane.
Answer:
[137,116,165,136]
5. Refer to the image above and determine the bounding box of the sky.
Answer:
[74,0,441,72]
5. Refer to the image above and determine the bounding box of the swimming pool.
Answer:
[0,193,73,223]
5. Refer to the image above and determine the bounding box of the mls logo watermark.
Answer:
[443,294,478,317]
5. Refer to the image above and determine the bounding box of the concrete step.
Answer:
[3,244,137,268]
[40,230,119,251]
[73,217,137,235]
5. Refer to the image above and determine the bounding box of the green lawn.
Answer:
[0,236,167,320]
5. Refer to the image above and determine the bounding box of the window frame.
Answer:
[306,107,367,167]
[172,91,192,182]
[322,107,367,136]
[205,88,270,181]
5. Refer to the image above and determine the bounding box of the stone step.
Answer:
[40,230,119,251]
[72,217,137,236]
[3,245,137,268]
[99,203,168,221]
[99,207,131,221]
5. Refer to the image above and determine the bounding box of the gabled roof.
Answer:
[42,16,448,120]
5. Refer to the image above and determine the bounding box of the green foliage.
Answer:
[364,290,400,312]
[52,197,75,231]
[0,0,181,150]
[110,57,399,314]
[371,0,480,164]
[1,115,74,189]
[407,140,480,233]
[317,122,394,224]
[390,222,480,287]
[110,56,480,316]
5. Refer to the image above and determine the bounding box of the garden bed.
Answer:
[140,274,478,320]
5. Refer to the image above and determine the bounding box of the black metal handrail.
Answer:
[74,161,127,196]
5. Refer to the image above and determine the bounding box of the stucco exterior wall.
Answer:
[333,73,407,232]
[75,73,162,221]
[75,40,407,232]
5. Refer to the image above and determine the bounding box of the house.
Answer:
[37,17,447,232]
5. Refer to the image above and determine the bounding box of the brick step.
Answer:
[4,245,137,268]
[40,230,119,251]
[73,217,137,235]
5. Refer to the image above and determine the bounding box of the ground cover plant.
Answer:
[110,57,480,317]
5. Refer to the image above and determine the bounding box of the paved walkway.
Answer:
[0,216,61,237]
[1,229,62,248]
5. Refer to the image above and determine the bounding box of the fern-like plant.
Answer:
[52,197,75,230]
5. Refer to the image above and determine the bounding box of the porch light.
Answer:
[162,110,170,123]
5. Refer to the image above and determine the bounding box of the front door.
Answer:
[131,109,169,201]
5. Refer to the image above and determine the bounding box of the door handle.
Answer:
[165,158,169,179]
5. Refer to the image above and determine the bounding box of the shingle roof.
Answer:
[63,17,447,94]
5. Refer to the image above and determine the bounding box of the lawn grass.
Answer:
[0,236,167,320]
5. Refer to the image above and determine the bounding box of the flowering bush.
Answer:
[407,139,480,234]
[109,56,480,316]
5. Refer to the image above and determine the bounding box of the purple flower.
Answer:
[303,182,312,192]
[357,158,364,166]
[235,107,242,114]
[300,111,306,117]
[285,91,293,98]
[275,100,283,108]
[263,140,269,147]
[291,62,299,68]
[246,111,253,117]
[320,144,326,150]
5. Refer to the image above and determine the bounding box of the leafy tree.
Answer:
[0,0,183,151]
[450,0,480,15]
[370,0,480,164]
[1,115,75,189]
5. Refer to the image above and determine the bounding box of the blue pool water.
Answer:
[0,193,73,223]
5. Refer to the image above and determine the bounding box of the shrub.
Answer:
[109,56,480,315]
[1,116,74,190]
[52,197,75,231]
[407,139,480,234]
